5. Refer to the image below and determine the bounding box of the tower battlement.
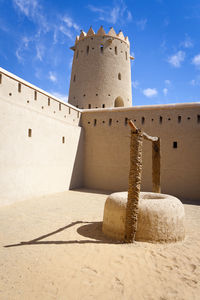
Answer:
[71,26,130,48]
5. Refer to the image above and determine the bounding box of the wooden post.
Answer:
[124,125,143,243]
[152,138,161,193]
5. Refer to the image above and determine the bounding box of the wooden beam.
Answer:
[152,138,161,193]
[143,132,159,142]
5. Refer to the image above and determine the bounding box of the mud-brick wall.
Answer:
[81,104,200,201]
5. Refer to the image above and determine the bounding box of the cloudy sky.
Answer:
[0,0,200,105]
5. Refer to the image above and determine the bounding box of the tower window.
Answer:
[118,73,121,80]
[48,98,50,106]
[100,45,103,53]
[88,104,91,109]
[109,118,112,126]
[73,74,76,82]
[83,94,86,97]
[94,119,97,126]
[173,141,177,149]
[159,116,163,124]
[62,137,65,144]
[76,50,79,59]
[102,104,105,108]
[197,115,200,123]
[69,107,71,114]
[34,91,37,100]
[87,45,89,55]
[96,93,98,96]
[141,117,145,124]
[18,83,21,93]
[125,51,128,60]
[178,116,181,123]
[59,103,61,111]
[115,46,117,55]
[28,129,32,137]
[125,117,128,125]
[0,73,2,84]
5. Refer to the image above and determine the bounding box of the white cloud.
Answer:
[13,0,38,18]
[132,80,139,88]
[136,18,147,30]
[13,0,49,33]
[168,51,185,67]
[15,36,32,62]
[49,72,57,83]
[62,16,79,31]
[163,88,168,96]
[59,25,73,40]
[181,35,193,48]
[190,76,200,86]
[88,1,132,25]
[143,88,158,97]
[36,44,45,61]
[51,92,68,103]
[192,54,200,67]
[165,79,171,85]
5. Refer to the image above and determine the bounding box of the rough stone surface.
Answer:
[103,192,185,243]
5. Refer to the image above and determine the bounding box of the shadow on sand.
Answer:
[4,221,122,248]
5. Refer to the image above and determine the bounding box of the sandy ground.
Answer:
[0,190,200,300]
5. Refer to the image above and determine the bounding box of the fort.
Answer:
[1,26,200,300]
[0,26,200,206]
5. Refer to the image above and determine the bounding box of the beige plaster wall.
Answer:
[68,35,132,109]
[81,103,200,201]
[0,69,83,206]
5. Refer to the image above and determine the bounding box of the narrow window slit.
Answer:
[18,83,21,93]
[178,116,181,123]
[88,104,91,109]
[102,104,105,108]
[59,103,61,111]
[109,118,112,126]
[173,141,177,149]
[197,115,200,123]
[34,91,37,100]
[94,119,97,126]
[48,98,50,106]
[159,116,163,124]
[125,117,128,126]
[0,73,2,84]
[141,117,145,124]
[62,137,65,144]
[87,45,89,55]
[28,129,32,137]
[115,47,117,55]
[100,45,103,53]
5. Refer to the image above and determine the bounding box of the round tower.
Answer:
[68,26,133,109]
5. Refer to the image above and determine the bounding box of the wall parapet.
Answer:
[0,67,82,126]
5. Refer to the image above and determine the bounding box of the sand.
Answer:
[0,190,200,300]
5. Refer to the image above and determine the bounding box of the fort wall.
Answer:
[0,68,83,206]
[81,104,200,201]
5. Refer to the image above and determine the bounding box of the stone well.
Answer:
[102,192,185,243]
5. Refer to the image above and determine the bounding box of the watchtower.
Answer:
[68,26,133,109]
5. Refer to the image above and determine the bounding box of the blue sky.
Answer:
[0,0,200,106]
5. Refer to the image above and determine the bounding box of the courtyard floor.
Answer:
[0,190,200,300]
